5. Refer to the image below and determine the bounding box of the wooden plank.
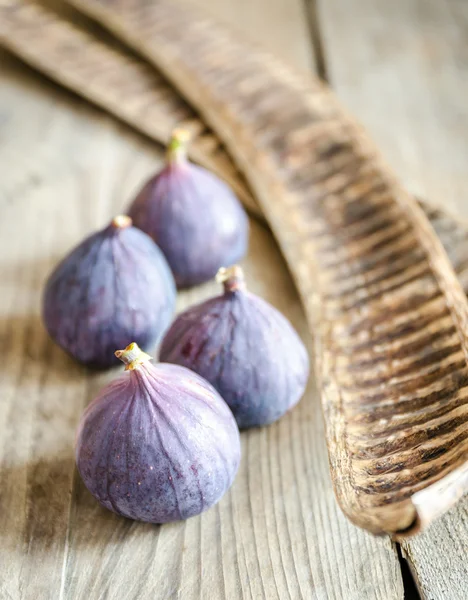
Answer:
[317,0,468,597]
[316,0,468,218]
[0,50,405,599]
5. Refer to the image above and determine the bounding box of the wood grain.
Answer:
[0,51,406,599]
[315,0,468,594]
[64,0,468,536]
[318,0,468,219]
[4,1,464,598]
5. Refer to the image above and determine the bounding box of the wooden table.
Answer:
[0,1,467,598]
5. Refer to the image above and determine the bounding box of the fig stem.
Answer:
[111,215,132,229]
[115,343,152,371]
[216,265,246,292]
[167,128,191,163]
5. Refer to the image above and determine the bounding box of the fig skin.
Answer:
[128,129,249,288]
[43,216,176,368]
[76,343,241,523]
[160,266,310,429]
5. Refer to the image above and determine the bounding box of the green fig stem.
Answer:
[115,343,152,371]
[166,128,191,164]
[216,265,246,292]
[111,215,132,229]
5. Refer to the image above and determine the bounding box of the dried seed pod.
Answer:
[160,266,310,428]
[43,216,176,368]
[76,343,241,522]
[128,129,249,288]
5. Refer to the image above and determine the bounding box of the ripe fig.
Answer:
[160,266,310,429]
[128,129,249,288]
[43,216,176,368]
[76,343,241,522]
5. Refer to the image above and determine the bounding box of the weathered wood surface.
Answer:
[66,0,468,537]
[1,0,468,598]
[318,0,468,219]
[318,1,468,597]
[0,47,405,600]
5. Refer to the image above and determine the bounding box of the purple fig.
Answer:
[76,343,241,522]
[43,216,176,368]
[160,266,310,429]
[128,129,249,288]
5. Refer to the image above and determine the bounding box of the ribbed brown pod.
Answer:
[59,0,468,536]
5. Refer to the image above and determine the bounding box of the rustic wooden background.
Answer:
[0,0,467,598]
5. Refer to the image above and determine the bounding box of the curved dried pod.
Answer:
[64,0,468,536]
